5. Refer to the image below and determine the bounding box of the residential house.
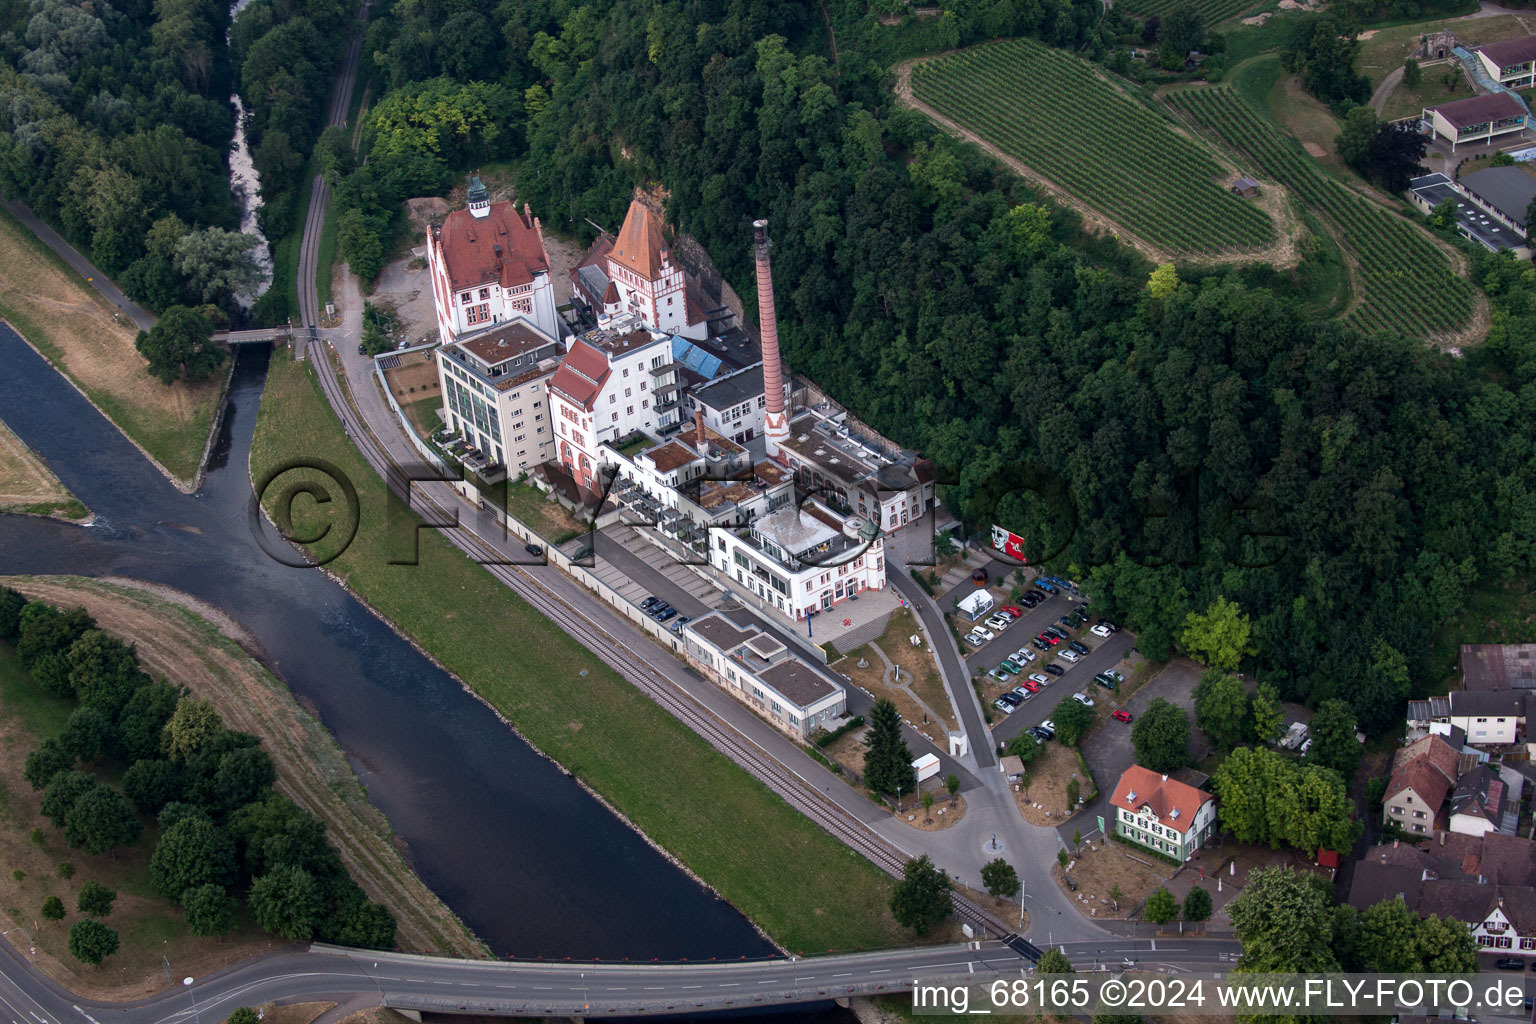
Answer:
[1109,765,1217,861]
[1449,765,1510,837]
[1382,735,1462,835]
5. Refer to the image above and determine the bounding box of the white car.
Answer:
[992,698,1016,714]
[1059,649,1081,663]
[984,615,1011,631]
[1011,686,1033,700]
[1014,648,1037,664]
[1028,673,1051,686]
[1072,693,1095,708]
[972,626,995,642]
[1090,623,1113,638]
[964,632,986,647]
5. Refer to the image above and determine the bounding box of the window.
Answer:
[1390,805,1403,815]
[479,288,490,300]
[467,304,490,326]
[625,388,632,398]
[627,406,634,415]
[642,400,649,410]
[639,381,647,392]
[1413,810,1425,819]
[460,292,472,304]
[611,413,618,423]
[515,434,526,442]
[623,368,629,377]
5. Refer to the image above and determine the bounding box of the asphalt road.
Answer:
[2,201,156,332]
[0,936,1249,1024]
[888,567,995,769]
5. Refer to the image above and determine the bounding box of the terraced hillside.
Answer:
[1168,86,1475,340]
[907,38,1278,259]
[1111,0,1263,26]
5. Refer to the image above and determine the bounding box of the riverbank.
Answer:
[0,208,224,490]
[250,348,914,954]
[0,575,490,965]
[0,418,88,521]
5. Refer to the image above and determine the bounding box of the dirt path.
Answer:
[2,575,491,960]
[892,58,1304,269]
[1370,65,1404,114]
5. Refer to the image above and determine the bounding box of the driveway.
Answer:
[1057,658,1206,847]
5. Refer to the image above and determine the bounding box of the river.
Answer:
[227,0,273,308]
[0,330,774,962]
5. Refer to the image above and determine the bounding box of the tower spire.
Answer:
[754,219,790,460]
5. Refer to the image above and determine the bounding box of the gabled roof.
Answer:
[1386,759,1455,812]
[1109,765,1213,836]
[1429,92,1527,129]
[1346,861,1426,912]
[1393,734,1461,784]
[548,338,610,411]
[1477,35,1536,67]
[1450,688,1530,720]
[609,200,668,281]
[436,201,549,292]
[1450,765,1505,826]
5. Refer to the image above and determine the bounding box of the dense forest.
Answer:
[0,0,270,314]
[0,588,396,949]
[334,0,1536,734]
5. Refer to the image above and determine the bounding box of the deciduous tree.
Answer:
[67,919,118,966]
[76,881,115,918]
[1144,887,1179,924]
[135,306,225,385]
[250,865,323,940]
[1305,699,1360,778]
[1183,885,1212,922]
[1194,671,1250,749]
[1180,596,1257,672]
[890,855,951,935]
[181,884,235,936]
[981,858,1020,898]
[1131,698,1190,773]
[1051,696,1094,745]
[63,784,142,856]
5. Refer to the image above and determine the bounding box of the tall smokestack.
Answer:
[754,219,790,461]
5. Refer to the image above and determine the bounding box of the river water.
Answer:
[0,331,773,961]
[226,0,273,308]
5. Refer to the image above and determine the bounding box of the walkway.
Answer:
[1,200,155,331]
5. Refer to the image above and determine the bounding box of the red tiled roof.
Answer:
[1430,92,1527,129]
[644,442,701,474]
[1393,735,1461,786]
[437,201,549,293]
[549,338,610,411]
[1109,766,1213,836]
[1477,35,1536,67]
[610,200,667,280]
[1387,760,1455,813]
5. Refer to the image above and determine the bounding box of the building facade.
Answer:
[1423,93,1529,151]
[426,178,561,345]
[435,319,563,476]
[681,612,846,737]
[1110,766,1217,861]
[1476,37,1536,89]
[709,500,885,621]
[546,315,684,494]
[777,410,935,535]
[569,201,709,340]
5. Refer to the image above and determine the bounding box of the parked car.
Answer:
[1020,594,1041,608]
[1059,650,1081,663]
[1044,664,1065,677]
[1013,648,1037,664]
[989,668,1011,683]
[1000,605,1023,618]
[1036,580,1057,594]
[1494,958,1525,970]
[1059,615,1077,628]
[1037,720,1056,738]
[525,543,544,556]
[1031,639,1050,652]
[1028,673,1051,687]
[965,633,987,647]
[1000,659,1023,675]
[357,343,366,355]
[1102,670,1125,686]
[640,596,660,611]
[972,626,995,642]
[655,607,677,622]
[993,698,1017,715]
[1045,626,1069,640]
[1068,640,1090,655]
[1112,710,1133,723]
[1018,678,1041,693]
[669,615,692,632]
[1037,633,1060,646]
[1090,623,1113,638]
[984,615,1012,631]
[1072,693,1095,707]
[1011,686,1034,700]
[1026,589,1047,602]
[1095,618,1121,633]
[650,603,673,619]
[1093,673,1118,690]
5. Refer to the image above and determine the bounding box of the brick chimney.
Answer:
[754,219,790,460]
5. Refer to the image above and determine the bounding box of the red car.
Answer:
[1037,633,1060,645]
[1112,710,1133,723]
[1019,679,1042,692]
[1000,605,1023,618]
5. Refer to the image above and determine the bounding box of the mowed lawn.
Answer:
[249,352,911,953]
[0,208,224,485]
[909,37,1276,257]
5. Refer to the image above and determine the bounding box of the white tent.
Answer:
[957,589,994,622]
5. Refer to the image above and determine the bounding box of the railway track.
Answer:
[296,343,1015,945]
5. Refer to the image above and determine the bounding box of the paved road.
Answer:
[0,934,1247,1023]
[2,201,156,331]
[888,566,995,769]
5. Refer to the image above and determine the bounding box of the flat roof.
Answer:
[1429,92,1527,129]
[691,363,765,412]
[1459,165,1536,228]
[744,633,786,660]
[642,441,701,474]
[687,613,757,651]
[1408,173,1526,252]
[753,504,841,554]
[758,658,841,707]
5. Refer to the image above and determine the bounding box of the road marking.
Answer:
[718,984,738,988]
[71,1006,101,1024]
[833,973,852,978]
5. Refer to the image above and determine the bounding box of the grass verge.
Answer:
[2,575,489,961]
[250,350,913,953]
[0,208,224,485]
[0,418,88,520]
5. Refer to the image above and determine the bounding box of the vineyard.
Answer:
[1168,87,1474,340]
[1112,0,1263,25]
[909,38,1276,258]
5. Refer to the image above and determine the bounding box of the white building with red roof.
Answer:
[1110,765,1217,862]
[569,200,709,340]
[546,313,683,494]
[426,177,560,345]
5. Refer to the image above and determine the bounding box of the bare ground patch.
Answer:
[2,575,490,962]
[1010,742,1092,825]
[0,418,84,519]
[0,209,223,486]
[1054,839,1174,921]
[898,792,967,831]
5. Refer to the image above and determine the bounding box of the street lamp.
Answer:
[183,976,201,1024]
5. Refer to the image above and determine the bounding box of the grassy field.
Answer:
[1169,86,1475,341]
[0,419,86,520]
[2,575,488,960]
[1381,71,1475,122]
[0,209,224,486]
[402,395,444,437]
[250,350,913,953]
[909,38,1277,258]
